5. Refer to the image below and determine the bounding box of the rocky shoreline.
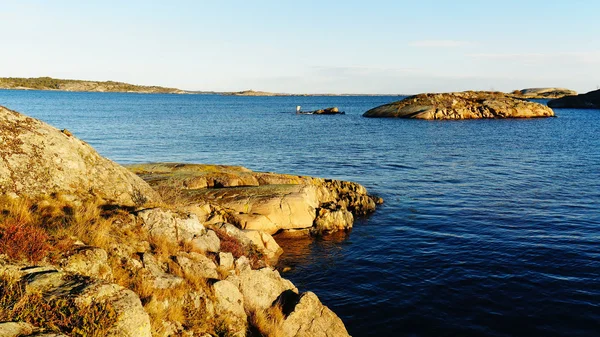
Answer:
[0,105,381,336]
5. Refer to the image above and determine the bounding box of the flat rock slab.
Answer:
[363,91,554,119]
[188,184,319,234]
[128,163,382,236]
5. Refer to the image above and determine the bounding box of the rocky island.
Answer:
[548,89,600,109]
[510,87,577,99]
[0,105,381,336]
[363,91,554,120]
[297,107,345,115]
[0,77,185,94]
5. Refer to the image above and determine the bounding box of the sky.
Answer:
[1,0,600,94]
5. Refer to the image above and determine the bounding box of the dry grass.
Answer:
[0,276,118,337]
[0,194,233,336]
[248,305,285,337]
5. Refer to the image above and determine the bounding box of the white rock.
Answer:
[238,267,297,312]
[138,208,205,243]
[219,252,235,270]
[281,292,350,337]
[189,229,220,253]
[213,280,247,335]
[175,252,219,279]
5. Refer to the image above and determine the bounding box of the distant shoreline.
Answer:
[0,86,407,97]
[0,77,577,99]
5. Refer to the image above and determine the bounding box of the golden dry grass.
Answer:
[249,305,285,337]
[0,194,233,337]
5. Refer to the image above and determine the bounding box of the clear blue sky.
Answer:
[2,0,600,94]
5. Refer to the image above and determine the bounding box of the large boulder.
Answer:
[0,106,159,205]
[363,91,554,119]
[511,87,577,99]
[213,280,248,335]
[0,264,152,337]
[548,89,600,109]
[280,292,350,337]
[238,267,297,312]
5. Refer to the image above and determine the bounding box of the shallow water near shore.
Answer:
[2,89,599,337]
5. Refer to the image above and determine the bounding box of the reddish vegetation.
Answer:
[0,220,51,263]
[212,227,265,268]
[213,228,246,259]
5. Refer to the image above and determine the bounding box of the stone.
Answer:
[60,246,113,281]
[2,264,152,337]
[313,208,354,234]
[193,184,319,235]
[238,267,297,312]
[137,208,205,243]
[0,105,159,205]
[363,91,555,119]
[78,283,152,337]
[281,292,350,337]
[175,252,219,280]
[219,252,235,270]
[213,280,247,335]
[548,88,600,109]
[242,230,283,264]
[0,322,35,337]
[189,229,220,253]
[141,253,184,289]
[235,256,251,273]
[299,106,345,115]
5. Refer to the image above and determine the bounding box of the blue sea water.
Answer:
[1,90,599,337]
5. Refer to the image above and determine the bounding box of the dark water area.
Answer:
[1,90,599,337]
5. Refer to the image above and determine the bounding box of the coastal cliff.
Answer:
[363,91,554,119]
[0,105,377,336]
[0,77,185,94]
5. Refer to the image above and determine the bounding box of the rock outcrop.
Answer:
[298,107,345,115]
[511,87,577,99]
[0,107,360,337]
[0,263,152,337]
[127,163,382,236]
[363,91,555,119]
[548,89,600,109]
[0,105,159,205]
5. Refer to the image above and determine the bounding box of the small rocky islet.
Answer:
[363,91,555,119]
[0,105,381,336]
[510,87,577,99]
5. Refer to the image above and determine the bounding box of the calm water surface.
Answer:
[1,90,599,337]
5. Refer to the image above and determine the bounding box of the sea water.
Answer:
[1,90,599,337]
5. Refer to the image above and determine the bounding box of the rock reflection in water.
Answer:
[274,231,350,275]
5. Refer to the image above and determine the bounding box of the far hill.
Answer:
[0,77,185,94]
